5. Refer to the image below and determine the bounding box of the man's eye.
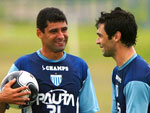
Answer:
[97,33,102,38]
[62,27,67,32]
[50,29,57,33]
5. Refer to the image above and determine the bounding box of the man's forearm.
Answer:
[0,102,6,113]
[0,94,6,113]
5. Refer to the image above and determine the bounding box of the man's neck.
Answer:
[113,46,136,67]
[40,48,64,60]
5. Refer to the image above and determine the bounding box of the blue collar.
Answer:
[118,53,137,71]
[36,49,66,63]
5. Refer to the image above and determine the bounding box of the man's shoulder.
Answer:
[124,55,150,85]
[18,52,37,60]
[66,53,89,73]
[15,52,38,64]
[66,53,87,64]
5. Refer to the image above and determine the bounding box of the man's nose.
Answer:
[96,37,100,44]
[57,30,64,38]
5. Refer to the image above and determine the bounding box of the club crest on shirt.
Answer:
[50,74,62,86]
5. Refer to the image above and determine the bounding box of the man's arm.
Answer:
[79,69,100,113]
[111,83,117,113]
[124,81,150,113]
[0,102,6,113]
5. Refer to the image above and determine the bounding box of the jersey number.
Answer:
[117,102,121,113]
[47,105,61,113]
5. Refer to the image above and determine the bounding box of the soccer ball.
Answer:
[0,70,39,109]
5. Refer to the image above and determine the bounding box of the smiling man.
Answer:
[96,7,150,113]
[1,7,99,113]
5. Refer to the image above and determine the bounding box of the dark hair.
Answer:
[96,7,137,47]
[36,7,68,33]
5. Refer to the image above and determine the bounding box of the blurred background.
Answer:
[0,0,150,113]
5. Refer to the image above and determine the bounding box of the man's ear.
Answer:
[36,28,43,39]
[113,31,121,42]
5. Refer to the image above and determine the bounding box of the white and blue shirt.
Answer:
[8,50,100,113]
[112,54,150,113]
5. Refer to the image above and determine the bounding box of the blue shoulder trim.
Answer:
[79,69,100,113]
[36,49,66,63]
[111,83,117,113]
[8,64,19,74]
[124,81,150,113]
[118,54,137,71]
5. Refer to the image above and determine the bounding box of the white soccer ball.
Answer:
[0,70,39,109]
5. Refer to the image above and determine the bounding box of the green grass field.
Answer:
[0,22,150,113]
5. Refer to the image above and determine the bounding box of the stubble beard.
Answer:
[103,49,115,57]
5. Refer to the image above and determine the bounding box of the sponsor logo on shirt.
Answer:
[115,75,122,83]
[42,65,69,71]
[36,89,75,112]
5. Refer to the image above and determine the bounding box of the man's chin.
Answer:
[54,48,65,53]
[103,53,112,57]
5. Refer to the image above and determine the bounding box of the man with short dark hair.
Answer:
[1,7,99,113]
[96,7,150,113]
